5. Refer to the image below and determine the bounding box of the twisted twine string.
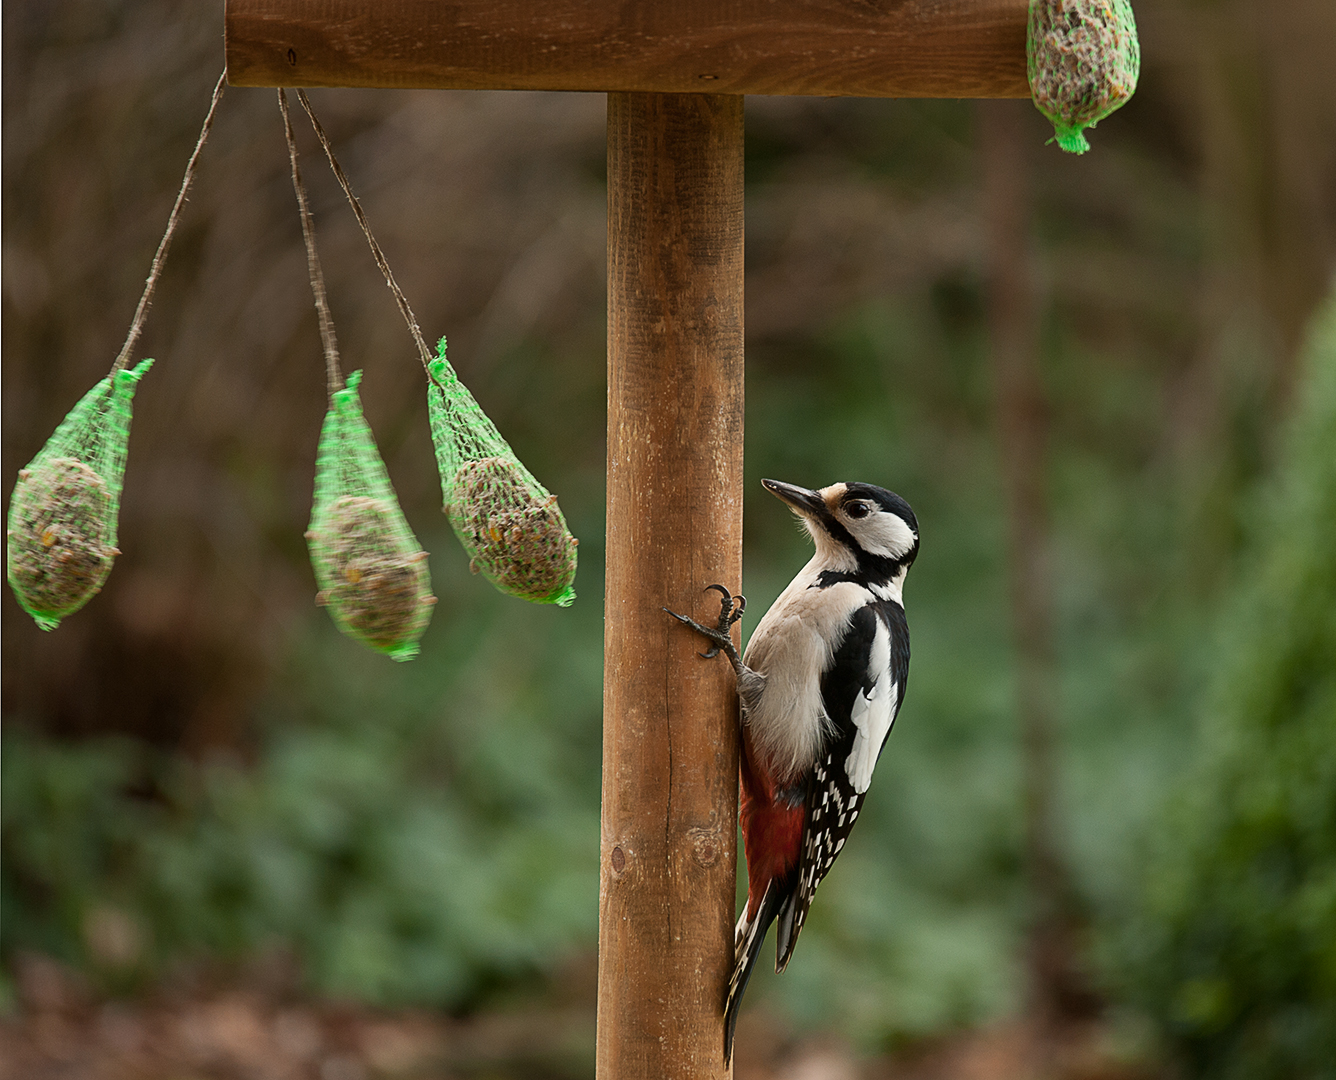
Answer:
[279,88,343,398]
[111,69,227,376]
[294,89,435,375]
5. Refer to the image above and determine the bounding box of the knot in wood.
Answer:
[687,827,720,867]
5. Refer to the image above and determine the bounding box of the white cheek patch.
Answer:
[845,620,895,794]
[851,511,916,561]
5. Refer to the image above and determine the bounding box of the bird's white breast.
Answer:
[742,558,870,781]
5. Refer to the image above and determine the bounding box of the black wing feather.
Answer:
[775,599,908,971]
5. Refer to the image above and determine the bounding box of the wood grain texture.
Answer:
[600,93,744,1080]
[225,0,1029,98]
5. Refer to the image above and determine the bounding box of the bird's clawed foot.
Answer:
[701,584,746,655]
[664,584,746,665]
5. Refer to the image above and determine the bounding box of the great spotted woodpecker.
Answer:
[666,478,918,1063]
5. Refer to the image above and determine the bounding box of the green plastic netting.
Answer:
[427,341,577,607]
[1028,0,1140,154]
[7,359,153,631]
[307,371,436,661]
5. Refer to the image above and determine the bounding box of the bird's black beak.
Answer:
[761,478,826,517]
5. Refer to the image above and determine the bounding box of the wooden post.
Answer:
[601,92,744,1080]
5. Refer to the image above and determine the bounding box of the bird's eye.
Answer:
[846,502,870,519]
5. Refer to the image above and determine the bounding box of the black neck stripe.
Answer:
[808,501,916,588]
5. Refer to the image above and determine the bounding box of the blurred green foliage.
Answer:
[3,555,605,1009]
[1118,297,1336,1079]
[3,229,1207,1044]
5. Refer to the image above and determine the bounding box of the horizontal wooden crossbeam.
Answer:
[225,0,1030,98]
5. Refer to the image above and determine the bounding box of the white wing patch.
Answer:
[844,618,895,793]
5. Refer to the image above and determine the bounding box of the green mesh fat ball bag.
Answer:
[307,371,436,660]
[1028,0,1140,154]
[427,342,577,606]
[7,359,153,631]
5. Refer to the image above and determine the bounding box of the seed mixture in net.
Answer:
[307,372,435,661]
[290,91,579,611]
[428,344,577,607]
[7,360,153,631]
[281,88,435,660]
[6,73,225,632]
[1028,0,1140,154]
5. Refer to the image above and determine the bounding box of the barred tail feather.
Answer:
[774,889,799,973]
[775,879,816,973]
[724,882,784,1065]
